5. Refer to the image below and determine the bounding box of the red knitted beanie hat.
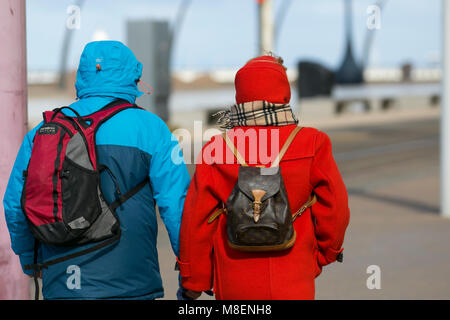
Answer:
[234,55,291,104]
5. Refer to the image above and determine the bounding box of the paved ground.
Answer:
[156,106,450,300]
[315,111,447,299]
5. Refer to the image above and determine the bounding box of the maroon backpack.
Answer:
[21,100,149,274]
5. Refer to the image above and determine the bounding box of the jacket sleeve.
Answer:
[310,131,350,268]
[178,148,220,292]
[148,120,190,257]
[3,125,41,276]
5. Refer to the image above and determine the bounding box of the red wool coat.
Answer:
[178,125,350,300]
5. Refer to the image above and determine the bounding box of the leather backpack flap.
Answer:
[235,166,285,224]
[236,166,281,202]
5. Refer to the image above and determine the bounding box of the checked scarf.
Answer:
[214,100,298,129]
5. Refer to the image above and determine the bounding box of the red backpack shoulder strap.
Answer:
[86,100,142,130]
[43,111,54,123]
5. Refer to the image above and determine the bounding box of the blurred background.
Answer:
[1,0,449,299]
[25,0,442,129]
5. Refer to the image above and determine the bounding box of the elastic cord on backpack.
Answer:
[98,165,122,198]
[51,106,89,128]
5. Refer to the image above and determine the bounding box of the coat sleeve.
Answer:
[148,120,190,257]
[310,131,350,268]
[3,124,41,275]
[177,147,220,292]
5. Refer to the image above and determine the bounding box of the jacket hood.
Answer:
[75,41,143,103]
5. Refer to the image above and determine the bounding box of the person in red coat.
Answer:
[177,55,350,300]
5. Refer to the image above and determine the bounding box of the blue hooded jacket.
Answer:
[3,41,190,299]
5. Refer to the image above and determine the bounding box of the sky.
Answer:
[26,0,442,72]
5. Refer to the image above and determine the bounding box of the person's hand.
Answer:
[184,290,202,300]
[176,287,202,300]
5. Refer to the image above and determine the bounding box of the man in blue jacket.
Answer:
[3,41,190,299]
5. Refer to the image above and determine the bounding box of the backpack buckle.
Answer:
[251,189,266,223]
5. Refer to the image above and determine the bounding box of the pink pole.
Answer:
[0,0,29,299]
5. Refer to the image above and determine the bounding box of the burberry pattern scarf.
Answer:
[214,100,298,129]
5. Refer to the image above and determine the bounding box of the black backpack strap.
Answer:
[24,231,121,272]
[110,177,150,211]
[32,240,40,300]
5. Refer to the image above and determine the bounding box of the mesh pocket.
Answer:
[61,158,101,234]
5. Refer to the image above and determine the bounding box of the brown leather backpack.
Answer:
[208,126,316,252]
